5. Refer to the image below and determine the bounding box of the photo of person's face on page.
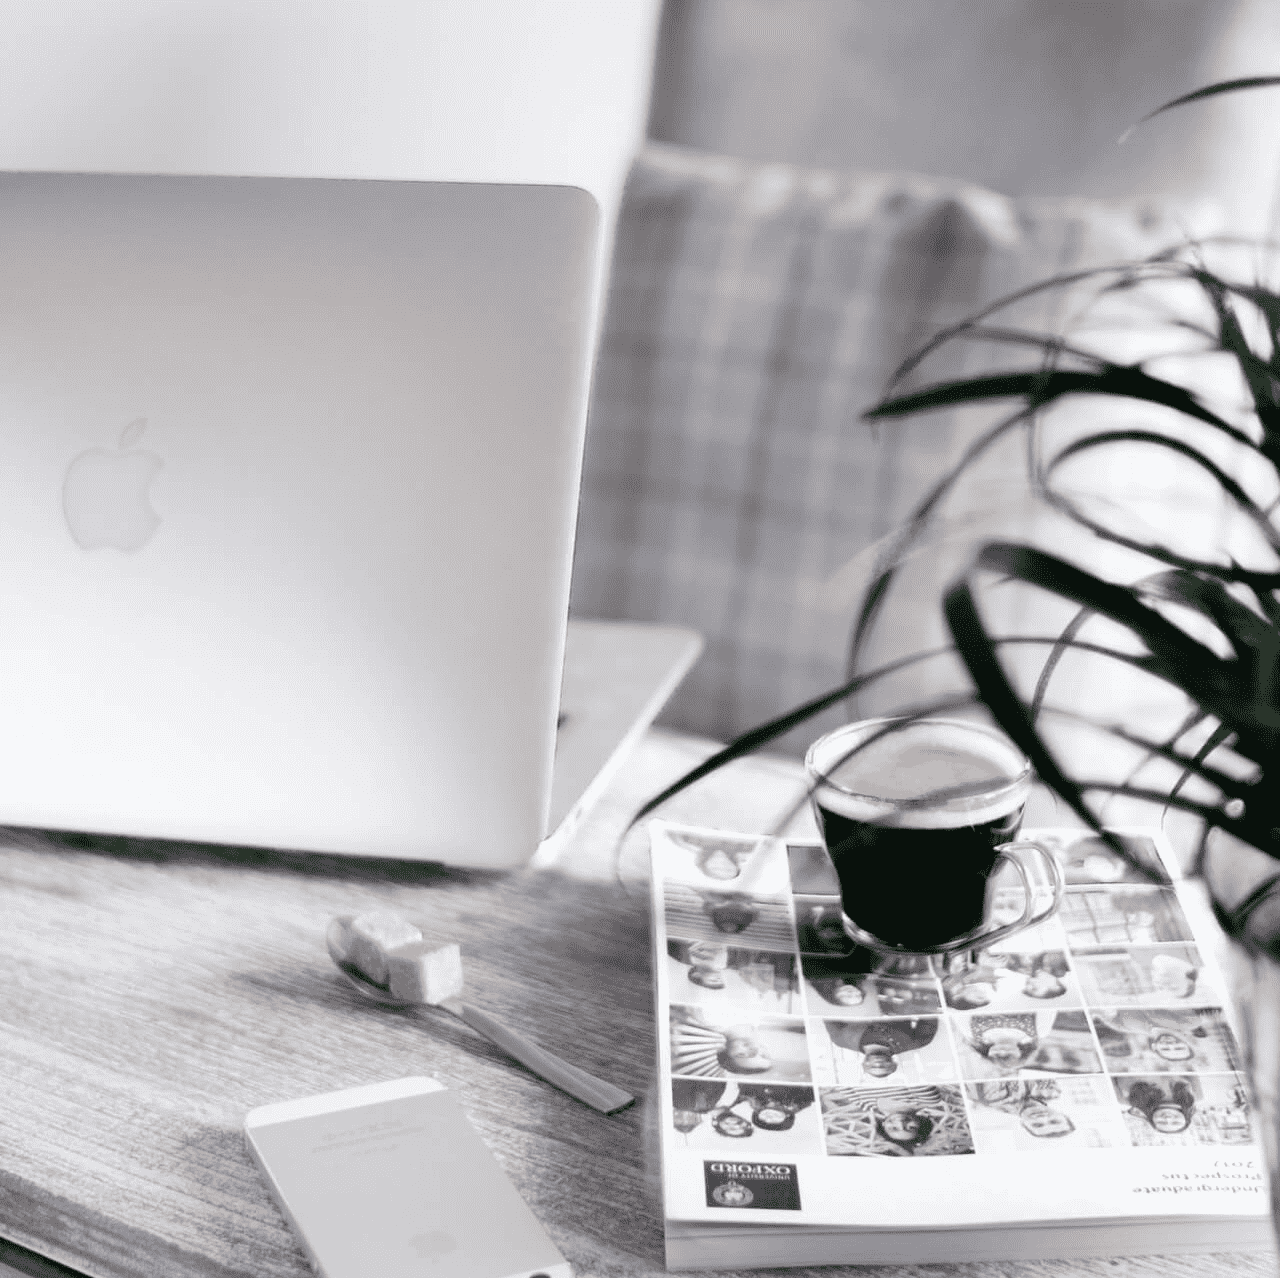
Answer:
[952,1010,1102,1080]
[939,949,1081,1014]
[670,1005,811,1082]
[670,1080,822,1155]
[1092,1007,1240,1075]
[666,939,802,1014]
[1059,887,1193,947]
[801,958,942,1020]
[1072,945,1211,1007]
[812,1015,958,1088]
[654,825,793,896]
[1042,832,1171,887]
[819,1084,975,1158]
[663,880,796,952]
[965,1077,1129,1152]
[1114,1073,1253,1147]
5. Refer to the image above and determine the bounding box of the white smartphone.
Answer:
[244,1077,572,1278]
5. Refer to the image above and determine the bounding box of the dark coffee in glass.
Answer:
[805,718,1050,953]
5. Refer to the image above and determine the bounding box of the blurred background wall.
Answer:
[0,0,662,232]
[648,0,1280,236]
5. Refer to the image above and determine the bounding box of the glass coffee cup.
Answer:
[804,717,1062,955]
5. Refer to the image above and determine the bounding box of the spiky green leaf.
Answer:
[867,367,1235,434]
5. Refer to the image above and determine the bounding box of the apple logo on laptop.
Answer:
[407,1230,456,1259]
[62,417,163,552]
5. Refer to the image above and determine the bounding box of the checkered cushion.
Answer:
[570,142,1221,750]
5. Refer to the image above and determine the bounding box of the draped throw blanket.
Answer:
[571,142,1223,751]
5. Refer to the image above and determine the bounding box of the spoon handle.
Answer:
[450,1001,635,1114]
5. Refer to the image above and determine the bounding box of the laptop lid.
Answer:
[0,173,598,867]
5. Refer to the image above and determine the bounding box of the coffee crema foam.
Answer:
[808,720,1029,830]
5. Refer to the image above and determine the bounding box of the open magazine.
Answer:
[649,822,1273,1270]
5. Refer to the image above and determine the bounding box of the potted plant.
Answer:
[635,75,1280,1224]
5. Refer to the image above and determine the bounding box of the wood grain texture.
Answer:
[0,730,1273,1278]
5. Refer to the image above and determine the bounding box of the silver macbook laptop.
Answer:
[0,171,690,868]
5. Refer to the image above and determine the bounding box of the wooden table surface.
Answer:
[0,728,1274,1278]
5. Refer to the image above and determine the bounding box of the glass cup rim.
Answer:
[804,716,1031,812]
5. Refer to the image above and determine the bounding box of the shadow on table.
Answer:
[2,825,494,887]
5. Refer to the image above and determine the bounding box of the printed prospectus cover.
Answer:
[649,821,1270,1252]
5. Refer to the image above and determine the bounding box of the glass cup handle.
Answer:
[912,841,1063,956]
[935,849,1035,954]
[990,839,1064,940]
[831,841,1064,958]
[937,841,1063,954]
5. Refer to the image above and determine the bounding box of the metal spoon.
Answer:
[324,919,634,1115]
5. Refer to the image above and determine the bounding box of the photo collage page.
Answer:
[656,825,1253,1160]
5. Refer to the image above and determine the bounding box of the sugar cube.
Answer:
[348,911,423,986]
[387,938,464,1005]
[326,915,357,964]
